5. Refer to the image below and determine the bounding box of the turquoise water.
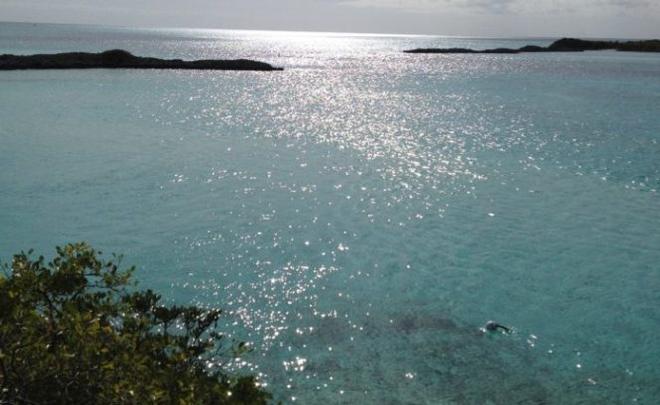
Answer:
[1,22,660,403]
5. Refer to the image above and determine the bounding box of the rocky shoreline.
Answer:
[0,49,283,71]
[404,38,660,54]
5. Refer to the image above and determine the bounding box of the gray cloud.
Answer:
[344,0,656,13]
[1,0,659,37]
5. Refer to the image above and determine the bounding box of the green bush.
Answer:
[0,243,271,404]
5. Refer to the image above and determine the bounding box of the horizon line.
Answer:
[2,19,658,41]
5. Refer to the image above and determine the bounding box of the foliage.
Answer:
[0,243,270,404]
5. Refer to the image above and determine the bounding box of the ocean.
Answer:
[1,21,659,403]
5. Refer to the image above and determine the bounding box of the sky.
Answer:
[1,0,659,38]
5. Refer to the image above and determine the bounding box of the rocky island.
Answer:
[404,38,660,54]
[0,49,283,71]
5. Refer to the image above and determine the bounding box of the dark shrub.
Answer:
[0,243,270,404]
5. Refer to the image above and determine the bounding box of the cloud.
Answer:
[342,0,656,14]
[2,0,659,37]
[345,0,518,13]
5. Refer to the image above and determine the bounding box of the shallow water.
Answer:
[1,22,659,403]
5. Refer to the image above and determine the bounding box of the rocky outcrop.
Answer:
[546,38,615,51]
[404,38,660,54]
[0,49,283,71]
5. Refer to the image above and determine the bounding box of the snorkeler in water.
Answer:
[482,320,511,333]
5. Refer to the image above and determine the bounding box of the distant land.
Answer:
[0,49,282,71]
[404,38,660,54]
